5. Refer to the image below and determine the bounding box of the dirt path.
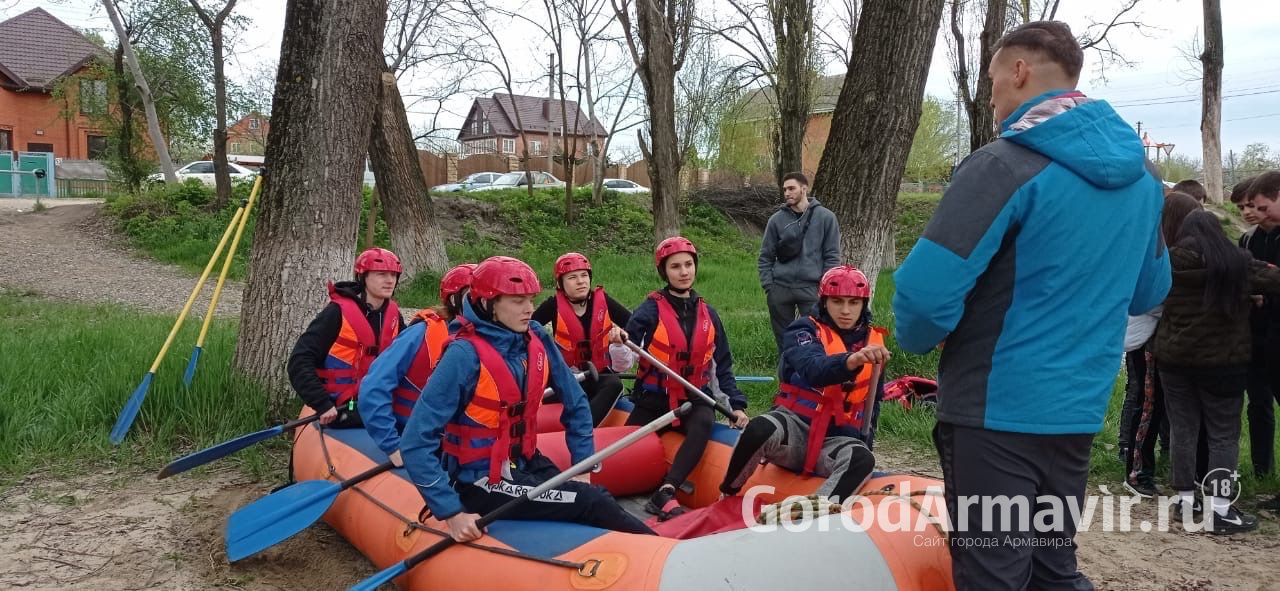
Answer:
[0,200,242,316]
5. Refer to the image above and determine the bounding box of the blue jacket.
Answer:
[357,316,459,455]
[625,291,749,411]
[893,90,1170,435]
[400,299,595,519]
[779,306,884,446]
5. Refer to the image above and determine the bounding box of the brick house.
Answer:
[457,93,608,159]
[719,74,843,180]
[226,111,269,157]
[0,8,111,159]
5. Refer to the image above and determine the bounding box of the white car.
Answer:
[148,161,256,186]
[432,172,503,193]
[601,178,649,193]
[469,171,565,191]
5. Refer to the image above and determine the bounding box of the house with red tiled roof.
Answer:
[457,93,608,159]
[0,8,111,159]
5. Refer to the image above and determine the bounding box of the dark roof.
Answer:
[0,8,107,90]
[733,74,845,122]
[458,93,608,140]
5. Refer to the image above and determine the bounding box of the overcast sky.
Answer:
[14,0,1280,167]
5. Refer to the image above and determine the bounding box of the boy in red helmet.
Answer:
[719,266,891,502]
[400,256,653,541]
[287,247,405,428]
[358,263,476,466]
[626,236,751,520]
[532,252,633,425]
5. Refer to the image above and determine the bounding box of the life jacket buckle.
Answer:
[365,345,379,356]
[508,401,526,417]
[509,421,527,438]
[675,351,692,361]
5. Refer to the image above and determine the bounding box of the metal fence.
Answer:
[56,178,117,197]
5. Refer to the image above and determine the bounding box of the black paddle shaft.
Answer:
[340,461,396,491]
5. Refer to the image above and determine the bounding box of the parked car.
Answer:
[601,178,649,194]
[432,171,503,193]
[147,161,256,187]
[469,171,565,192]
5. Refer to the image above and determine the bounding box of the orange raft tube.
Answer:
[292,399,955,590]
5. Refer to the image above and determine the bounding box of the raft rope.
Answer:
[311,425,600,577]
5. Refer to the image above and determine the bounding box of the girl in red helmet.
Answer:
[287,247,405,428]
[532,252,633,425]
[401,256,653,542]
[626,236,751,520]
[357,263,476,466]
[719,265,891,503]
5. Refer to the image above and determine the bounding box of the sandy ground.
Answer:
[0,200,243,316]
[3,195,1280,590]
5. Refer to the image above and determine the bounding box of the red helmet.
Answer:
[354,247,402,276]
[470,256,542,300]
[654,236,698,271]
[440,263,477,303]
[819,266,871,298]
[553,252,592,285]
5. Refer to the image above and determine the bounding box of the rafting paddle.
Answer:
[615,373,773,383]
[622,340,737,418]
[347,401,695,591]
[226,460,395,561]
[157,414,321,480]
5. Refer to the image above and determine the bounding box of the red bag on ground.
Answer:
[646,495,767,539]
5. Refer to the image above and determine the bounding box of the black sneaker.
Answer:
[645,485,688,521]
[1209,507,1259,535]
[1173,497,1203,522]
[1123,477,1157,499]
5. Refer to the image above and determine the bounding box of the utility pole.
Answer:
[548,52,555,174]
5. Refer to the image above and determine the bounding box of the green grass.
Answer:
[0,290,284,483]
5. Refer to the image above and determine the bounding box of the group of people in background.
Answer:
[1120,172,1280,535]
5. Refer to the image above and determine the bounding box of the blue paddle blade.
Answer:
[158,423,285,479]
[226,479,342,561]
[110,372,154,445]
[348,561,409,591]
[736,376,774,383]
[182,346,203,387]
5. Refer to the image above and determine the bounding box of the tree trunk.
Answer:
[210,26,232,207]
[812,0,945,289]
[633,0,684,241]
[773,0,814,183]
[101,0,178,182]
[369,70,450,279]
[1200,0,1223,203]
[969,0,1005,151]
[113,45,141,193]
[234,0,388,412]
[189,0,239,208]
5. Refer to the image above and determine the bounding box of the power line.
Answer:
[1110,87,1280,108]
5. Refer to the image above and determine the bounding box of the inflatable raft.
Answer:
[291,399,954,590]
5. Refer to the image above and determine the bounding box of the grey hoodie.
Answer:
[758,197,842,289]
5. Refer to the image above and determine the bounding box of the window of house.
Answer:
[79,79,107,115]
[0,129,11,152]
[230,142,241,153]
[27,143,54,153]
[87,134,108,159]
[248,118,260,130]
[503,138,515,153]
[482,120,490,134]
[530,140,543,155]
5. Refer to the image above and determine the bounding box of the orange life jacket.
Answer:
[315,283,400,406]
[388,309,451,423]
[774,318,885,474]
[553,287,613,371]
[441,320,549,483]
[637,291,715,425]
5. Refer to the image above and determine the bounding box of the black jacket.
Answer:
[1152,246,1280,373]
[1240,226,1280,360]
[286,282,405,413]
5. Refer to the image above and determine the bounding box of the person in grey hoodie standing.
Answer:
[758,171,842,353]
